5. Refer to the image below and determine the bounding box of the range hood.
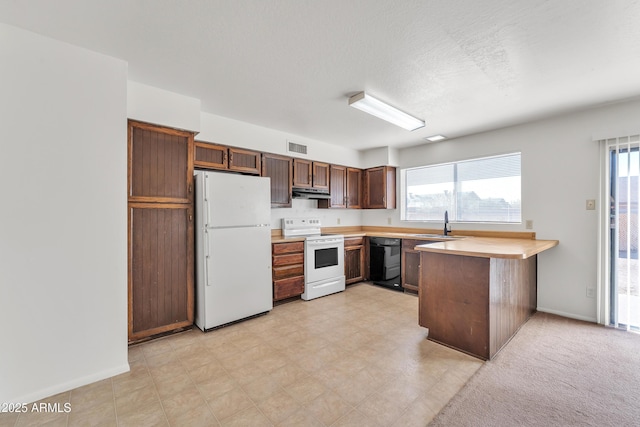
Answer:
[292,187,331,200]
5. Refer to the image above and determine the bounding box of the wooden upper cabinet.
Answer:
[364,166,396,209]
[329,165,347,208]
[346,167,363,209]
[129,121,194,203]
[293,159,329,190]
[194,141,227,170]
[261,153,293,208]
[293,158,313,188]
[319,165,345,209]
[194,141,261,175]
[312,162,330,191]
[228,147,261,175]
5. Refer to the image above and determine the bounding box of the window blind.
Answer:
[606,135,640,330]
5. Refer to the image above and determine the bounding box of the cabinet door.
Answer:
[346,168,362,209]
[293,158,313,187]
[323,165,346,208]
[129,122,193,203]
[364,166,396,209]
[402,239,422,292]
[194,141,228,170]
[262,154,293,208]
[129,204,194,341]
[229,147,261,175]
[345,245,365,284]
[312,162,330,190]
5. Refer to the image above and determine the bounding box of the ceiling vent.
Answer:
[288,141,307,155]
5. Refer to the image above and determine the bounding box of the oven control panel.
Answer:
[282,217,322,238]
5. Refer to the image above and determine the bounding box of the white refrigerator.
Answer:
[194,170,273,331]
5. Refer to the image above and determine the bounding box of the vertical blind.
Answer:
[606,135,640,330]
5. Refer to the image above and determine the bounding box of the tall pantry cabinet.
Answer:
[127,120,195,343]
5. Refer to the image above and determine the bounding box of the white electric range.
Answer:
[282,218,345,300]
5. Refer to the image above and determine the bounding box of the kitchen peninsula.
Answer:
[415,237,558,360]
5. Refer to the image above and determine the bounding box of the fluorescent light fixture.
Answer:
[348,92,425,131]
[425,134,446,142]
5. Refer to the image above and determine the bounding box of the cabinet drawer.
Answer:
[273,276,305,300]
[273,264,304,280]
[273,241,304,255]
[344,236,364,247]
[273,253,304,267]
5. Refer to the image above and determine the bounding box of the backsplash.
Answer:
[270,198,362,229]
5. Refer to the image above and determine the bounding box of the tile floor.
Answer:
[1,283,482,427]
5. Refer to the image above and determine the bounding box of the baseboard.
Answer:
[536,307,597,323]
[10,362,130,405]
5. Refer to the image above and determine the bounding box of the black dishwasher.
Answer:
[369,237,402,291]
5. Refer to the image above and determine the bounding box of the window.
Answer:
[402,153,521,223]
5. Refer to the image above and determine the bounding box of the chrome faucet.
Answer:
[444,210,451,236]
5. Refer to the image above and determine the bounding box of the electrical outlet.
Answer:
[525,220,533,230]
[337,218,341,225]
[586,287,596,298]
[586,199,596,210]
[387,217,392,225]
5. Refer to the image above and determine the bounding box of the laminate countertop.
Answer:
[414,236,558,259]
[272,231,463,244]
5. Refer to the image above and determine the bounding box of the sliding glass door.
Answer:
[607,137,640,330]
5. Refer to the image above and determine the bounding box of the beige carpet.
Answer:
[429,311,640,427]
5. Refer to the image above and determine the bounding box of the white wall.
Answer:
[128,81,201,133]
[199,112,364,228]
[199,112,362,167]
[365,99,640,322]
[361,146,400,168]
[0,24,129,403]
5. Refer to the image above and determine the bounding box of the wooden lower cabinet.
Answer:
[401,239,423,292]
[272,241,305,301]
[419,252,537,360]
[344,236,365,284]
[129,204,194,341]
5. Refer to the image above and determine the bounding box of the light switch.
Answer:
[586,199,596,210]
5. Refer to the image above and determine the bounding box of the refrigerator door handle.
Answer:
[204,229,211,286]
[204,174,212,226]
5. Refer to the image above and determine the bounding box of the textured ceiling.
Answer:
[2,0,640,150]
